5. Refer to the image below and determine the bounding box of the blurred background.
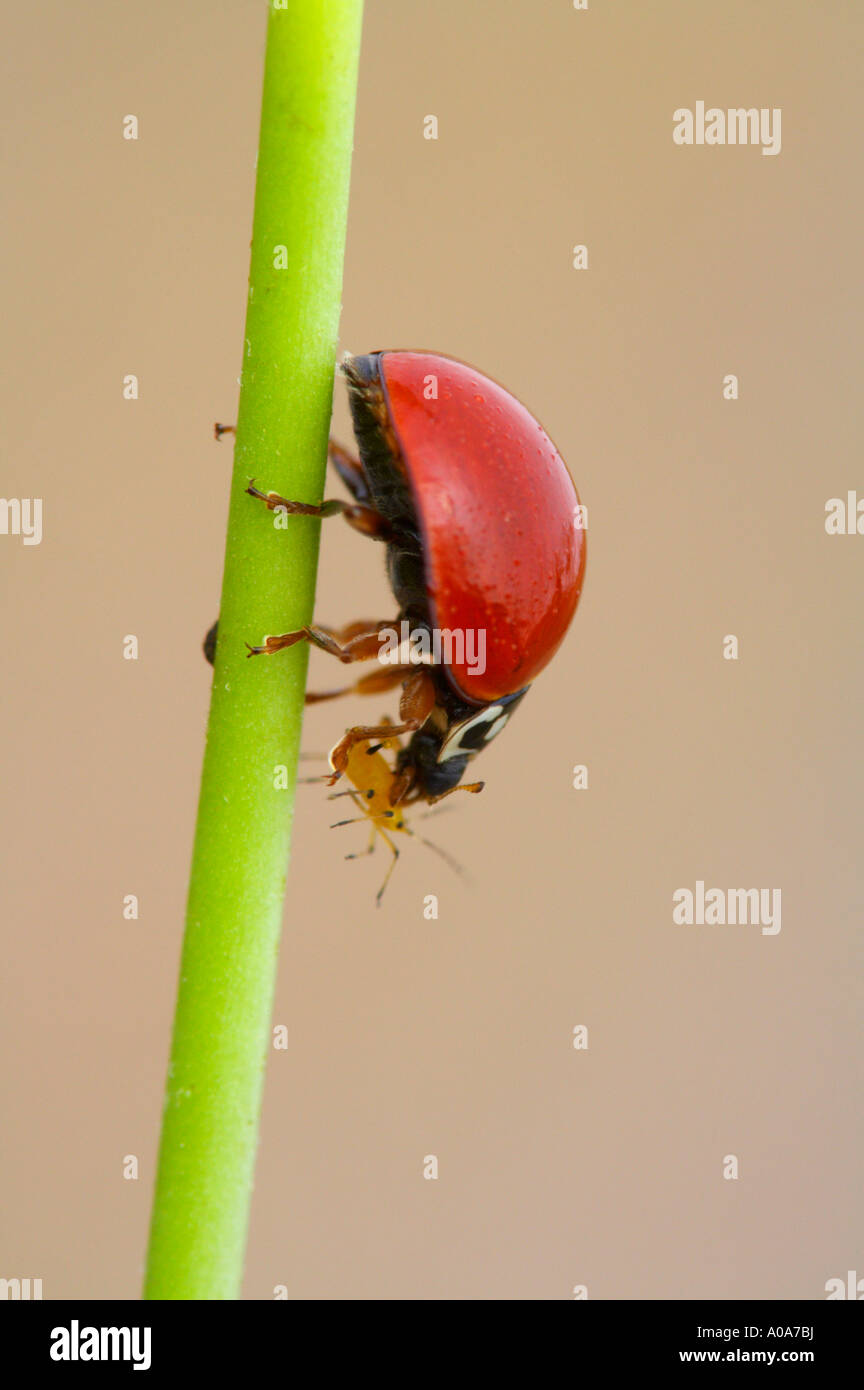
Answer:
[2,0,862,1299]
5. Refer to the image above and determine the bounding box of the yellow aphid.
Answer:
[341,736,410,835]
[329,734,409,903]
[323,727,465,904]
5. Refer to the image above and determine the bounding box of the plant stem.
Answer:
[144,0,364,1301]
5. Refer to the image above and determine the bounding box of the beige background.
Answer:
[3,0,862,1299]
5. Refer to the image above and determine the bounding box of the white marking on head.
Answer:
[437,705,509,763]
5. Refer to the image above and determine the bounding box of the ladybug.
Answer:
[224,350,586,807]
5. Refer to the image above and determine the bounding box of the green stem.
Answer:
[144,0,364,1301]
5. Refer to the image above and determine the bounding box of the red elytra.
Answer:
[375,351,585,703]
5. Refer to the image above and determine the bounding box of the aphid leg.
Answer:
[330,812,378,829]
[326,670,436,785]
[340,820,401,904]
[372,828,401,905]
[344,825,377,860]
[331,806,400,827]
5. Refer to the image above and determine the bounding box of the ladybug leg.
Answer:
[303,622,399,662]
[328,439,372,505]
[326,670,436,786]
[398,667,437,721]
[367,713,404,754]
[214,616,409,676]
[387,766,416,806]
[245,479,346,519]
[203,619,219,666]
[246,618,397,660]
[306,663,416,705]
[214,428,373,505]
[245,480,392,542]
[341,505,392,540]
[427,781,485,806]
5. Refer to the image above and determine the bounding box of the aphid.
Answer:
[234,350,586,810]
[316,730,463,903]
[326,734,412,903]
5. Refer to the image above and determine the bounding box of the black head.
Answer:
[399,688,529,801]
